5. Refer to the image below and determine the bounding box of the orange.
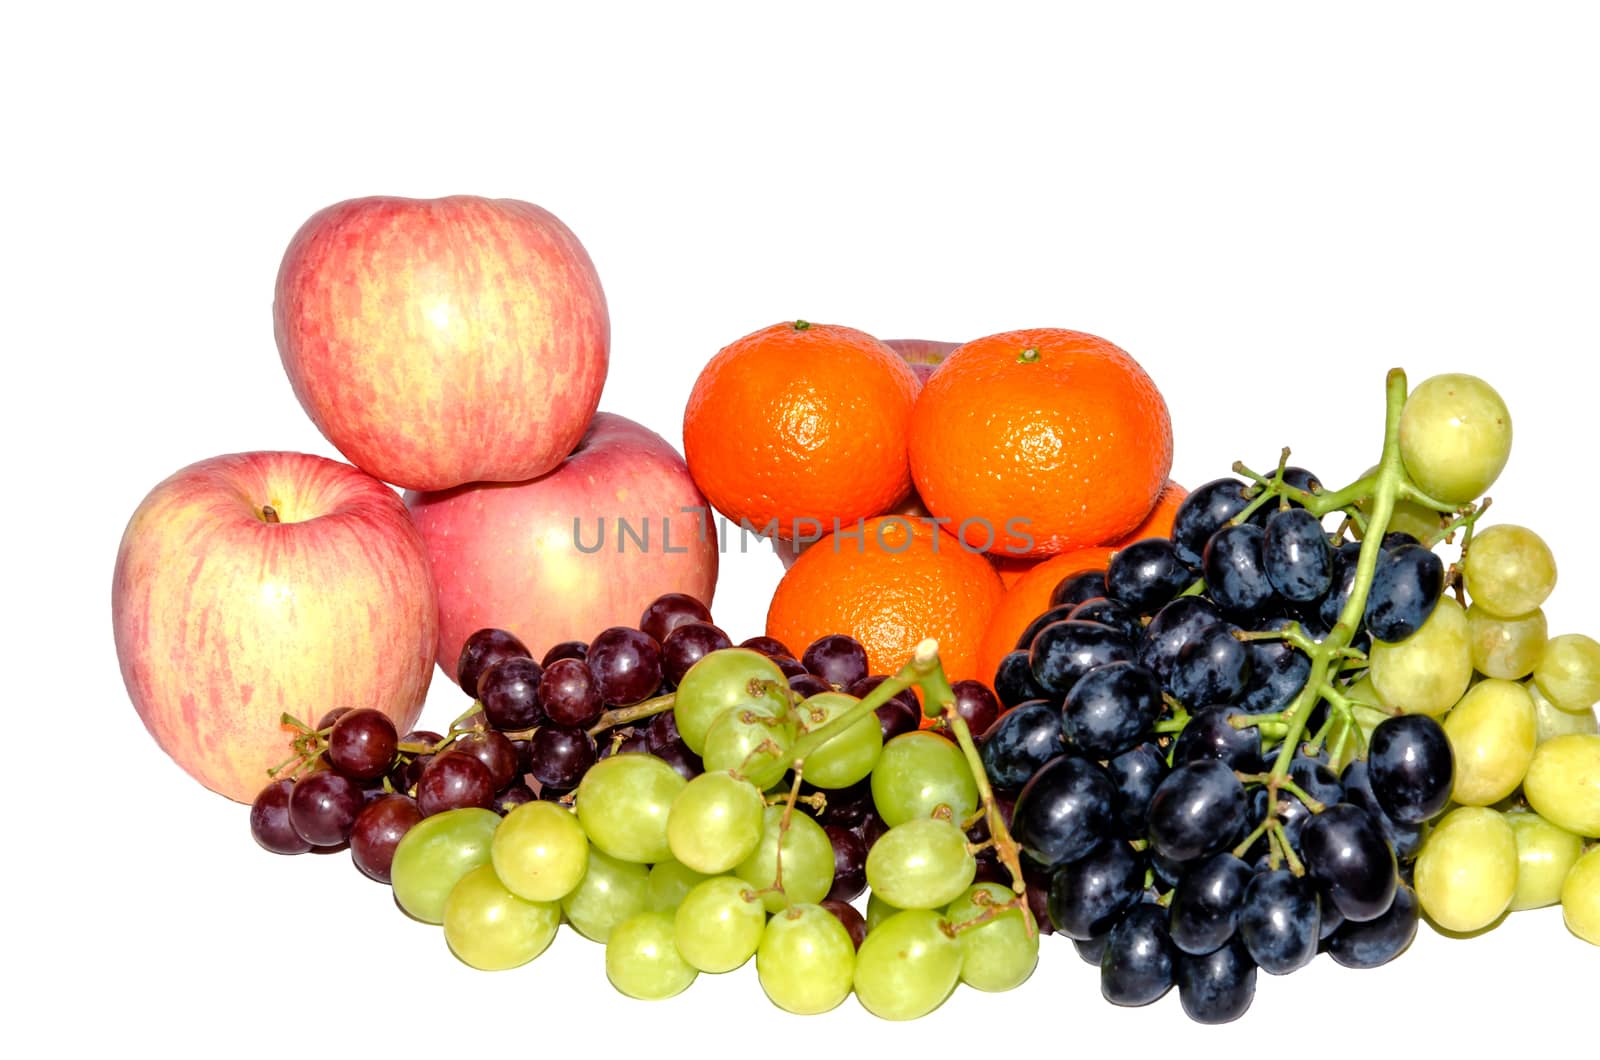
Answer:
[990,554,1040,589]
[908,328,1172,558]
[766,517,1004,686]
[976,547,1119,687]
[683,321,919,535]
[1118,479,1188,545]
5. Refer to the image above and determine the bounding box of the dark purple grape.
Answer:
[316,707,352,730]
[1328,882,1419,968]
[1101,903,1176,1006]
[802,634,869,689]
[1138,597,1225,684]
[1170,622,1251,706]
[350,794,422,882]
[1368,714,1454,823]
[416,751,496,816]
[457,628,532,698]
[1061,661,1162,759]
[391,752,433,794]
[1203,523,1277,620]
[824,825,867,902]
[789,673,832,699]
[1301,803,1398,922]
[1173,707,1264,773]
[1047,840,1144,939]
[1029,620,1134,699]
[250,779,311,855]
[494,783,537,815]
[1023,861,1055,936]
[849,675,921,742]
[661,622,733,687]
[479,656,544,730]
[1169,852,1252,955]
[1290,756,1344,808]
[529,725,600,789]
[1176,936,1257,1024]
[814,777,874,829]
[1147,760,1247,862]
[288,770,362,846]
[327,709,399,781]
[978,700,1064,792]
[1014,604,1077,653]
[541,640,589,666]
[646,709,684,751]
[1239,869,1320,974]
[653,740,703,782]
[949,680,1000,736]
[993,649,1049,707]
[538,786,574,803]
[639,593,713,645]
[972,856,1010,887]
[771,655,808,680]
[1172,478,1252,567]
[1365,543,1444,643]
[1107,538,1192,615]
[400,729,442,749]
[1067,598,1143,643]
[1011,755,1116,867]
[1105,742,1167,837]
[740,635,793,659]
[820,898,868,949]
[588,627,663,706]
[1050,570,1109,608]
[1263,508,1333,603]
[854,812,888,851]
[538,657,604,729]
[453,730,520,791]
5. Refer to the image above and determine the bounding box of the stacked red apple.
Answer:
[112,196,717,802]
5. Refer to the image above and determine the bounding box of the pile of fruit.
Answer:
[111,193,1597,1026]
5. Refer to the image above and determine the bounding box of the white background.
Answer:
[8,1,1596,1054]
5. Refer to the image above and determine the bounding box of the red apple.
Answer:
[112,452,439,802]
[406,412,719,682]
[884,338,961,386]
[274,195,609,492]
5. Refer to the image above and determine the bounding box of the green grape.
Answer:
[1529,681,1598,743]
[561,847,650,943]
[1370,596,1471,717]
[674,648,789,754]
[870,731,979,827]
[866,891,902,932]
[853,909,963,1021]
[1354,479,1442,543]
[605,910,698,999]
[1505,809,1584,912]
[490,800,589,902]
[757,903,855,1014]
[1562,846,1600,946]
[390,807,501,924]
[667,771,766,874]
[443,864,561,970]
[1533,634,1600,714]
[1443,678,1536,805]
[672,875,767,973]
[701,700,795,790]
[1397,372,1512,505]
[864,817,976,910]
[945,883,1037,992]
[1522,734,1600,836]
[795,691,882,789]
[575,753,686,863]
[735,804,835,912]
[1468,604,1547,681]
[1462,524,1557,618]
[1414,806,1518,933]
[645,859,710,912]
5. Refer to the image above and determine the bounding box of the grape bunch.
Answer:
[247,589,1040,1018]
[978,370,1598,1023]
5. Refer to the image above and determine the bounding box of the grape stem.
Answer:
[586,692,678,736]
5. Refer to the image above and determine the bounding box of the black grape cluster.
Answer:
[979,471,1458,1024]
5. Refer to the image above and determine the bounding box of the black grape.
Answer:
[1170,622,1251,706]
[1364,544,1444,642]
[1301,803,1398,922]
[1168,851,1252,955]
[1173,707,1263,773]
[1172,478,1253,567]
[1029,620,1134,699]
[979,700,1064,792]
[1203,523,1277,619]
[1104,742,1168,837]
[1239,869,1320,974]
[1101,903,1176,1006]
[1147,760,1247,862]
[1176,937,1257,1024]
[1010,755,1117,867]
[1107,538,1192,614]
[1263,508,1333,602]
[1367,714,1454,823]
[993,650,1049,707]
[1060,661,1163,759]
[1328,882,1420,968]
[1139,597,1225,684]
[1047,840,1144,939]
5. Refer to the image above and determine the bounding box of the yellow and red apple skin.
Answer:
[274,195,609,492]
[407,413,719,685]
[112,452,439,803]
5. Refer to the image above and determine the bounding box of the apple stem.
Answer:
[260,504,281,524]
